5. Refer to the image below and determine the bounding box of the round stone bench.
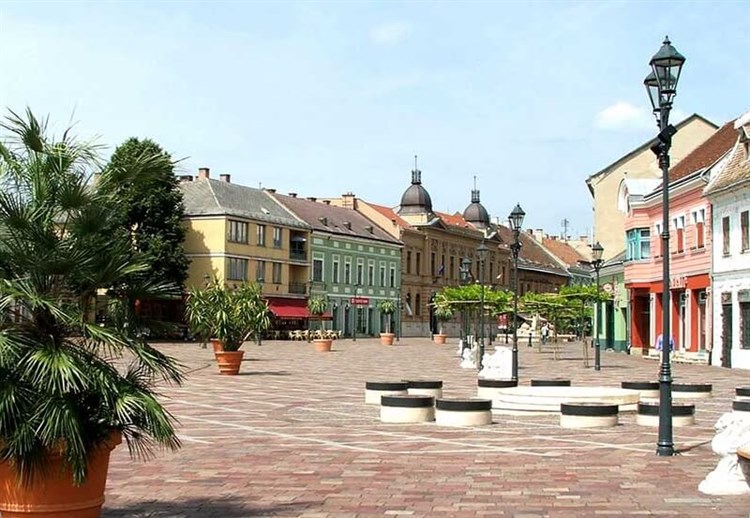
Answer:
[560,402,619,428]
[738,445,750,488]
[477,378,518,399]
[736,386,750,399]
[406,380,443,398]
[380,395,435,423]
[621,381,659,399]
[365,381,408,405]
[733,399,750,414]
[435,398,493,426]
[672,383,712,399]
[531,379,571,387]
[636,402,695,427]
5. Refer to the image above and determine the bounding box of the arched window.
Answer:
[415,293,421,316]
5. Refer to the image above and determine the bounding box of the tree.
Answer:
[0,109,183,485]
[106,138,188,290]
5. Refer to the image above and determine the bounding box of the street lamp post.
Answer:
[353,284,359,342]
[477,241,489,371]
[644,36,685,457]
[508,203,525,382]
[461,257,472,352]
[396,288,401,342]
[591,242,604,371]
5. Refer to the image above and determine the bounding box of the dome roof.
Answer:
[398,166,433,215]
[463,189,490,227]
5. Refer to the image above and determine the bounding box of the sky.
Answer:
[1,1,749,239]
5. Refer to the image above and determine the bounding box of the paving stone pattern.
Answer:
[103,338,750,517]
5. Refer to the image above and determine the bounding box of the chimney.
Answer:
[318,216,328,226]
[219,174,231,183]
[323,200,331,205]
[343,221,352,230]
[307,196,317,202]
[265,188,276,193]
[198,167,210,180]
[365,225,374,234]
[179,174,194,183]
[579,234,589,245]
[289,192,297,198]
[342,192,355,209]
[534,229,544,243]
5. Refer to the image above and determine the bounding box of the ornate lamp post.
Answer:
[591,242,604,371]
[508,203,525,382]
[644,36,685,457]
[477,241,489,371]
[461,257,472,352]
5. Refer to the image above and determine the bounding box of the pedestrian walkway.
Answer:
[104,338,750,517]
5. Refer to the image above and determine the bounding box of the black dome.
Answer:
[398,166,433,215]
[463,189,490,227]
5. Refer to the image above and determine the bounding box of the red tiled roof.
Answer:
[668,120,737,183]
[542,238,588,267]
[367,203,412,229]
[495,226,567,275]
[704,121,750,195]
[435,211,473,229]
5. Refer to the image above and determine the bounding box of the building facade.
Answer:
[705,112,750,370]
[597,252,629,353]
[269,191,403,337]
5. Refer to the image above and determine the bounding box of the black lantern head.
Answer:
[649,36,685,105]
[477,241,489,261]
[592,241,604,263]
[508,203,525,232]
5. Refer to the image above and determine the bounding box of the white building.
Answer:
[705,111,750,369]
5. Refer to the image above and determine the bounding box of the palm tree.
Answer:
[0,109,183,486]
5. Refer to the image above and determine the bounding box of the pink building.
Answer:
[622,121,737,354]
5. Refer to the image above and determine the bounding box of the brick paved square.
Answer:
[103,339,750,517]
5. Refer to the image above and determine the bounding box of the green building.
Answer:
[596,252,629,353]
[269,192,403,336]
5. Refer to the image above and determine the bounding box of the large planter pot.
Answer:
[380,333,395,346]
[210,339,224,352]
[214,350,244,375]
[314,339,333,352]
[0,432,122,518]
[434,333,447,345]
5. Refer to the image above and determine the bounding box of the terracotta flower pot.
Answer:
[214,350,244,375]
[314,339,333,352]
[0,432,122,518]
[210,339,224,352]
[434,333,447,345]
[380,333,395,345]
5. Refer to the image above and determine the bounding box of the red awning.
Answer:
[267,298,308,319]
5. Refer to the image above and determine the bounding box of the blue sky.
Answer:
[1,1,749,238]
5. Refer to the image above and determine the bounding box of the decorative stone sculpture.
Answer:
[698,410,750,495]
[460,345,477,369]
[478,346,513,380]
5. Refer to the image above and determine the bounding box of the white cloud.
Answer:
[594,101,654,131]
[369,21,410,45]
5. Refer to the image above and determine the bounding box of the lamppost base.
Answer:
[656,444,675,456]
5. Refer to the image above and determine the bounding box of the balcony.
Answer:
[288,282,307,295]
[290,250,307,261]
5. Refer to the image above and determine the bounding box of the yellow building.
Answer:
[179,169,312,307]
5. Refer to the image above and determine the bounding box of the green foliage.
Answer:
[307,295,328,316]
[105,138,188,291]
[185,280,270,351]
[376,299,396,333]
[435,285,512,315]
[0,109,184,486]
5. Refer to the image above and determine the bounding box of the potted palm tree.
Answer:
[186,281,270,373]
[377,299,396,345]
[0,109,183,517]
[307,295,332,352]
[433,304,454,344]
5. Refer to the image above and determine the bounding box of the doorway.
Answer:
[605,301,615,349]
[721,300,732,368]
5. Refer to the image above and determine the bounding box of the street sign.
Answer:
[350,297,369,305]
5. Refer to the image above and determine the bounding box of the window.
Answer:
[389,265,396,287]
[379,265,386,287]
[723,216,731,256]
[344,260,351,284]
[257,224,266,246]
[431,252,436,276]
[626,228,650,261]
[273,227,282,248]
[312,258,324,282]
[692,209,705,249]
[416,253,421,275]
[332,258,340,284]
[356,262,364,285]
[368,264,374,286]
[228,220,248,243]
[415,293,421,316]
[742,211,749,252]
[272,262,282,284]
[490,262,494,284]
[654,223,662,257]
[227,258,248,281]
[450,256,455,280]
[672,216,684,253]
[256,260,266,282]
[406,251,411,274]
[742,299,750,349]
